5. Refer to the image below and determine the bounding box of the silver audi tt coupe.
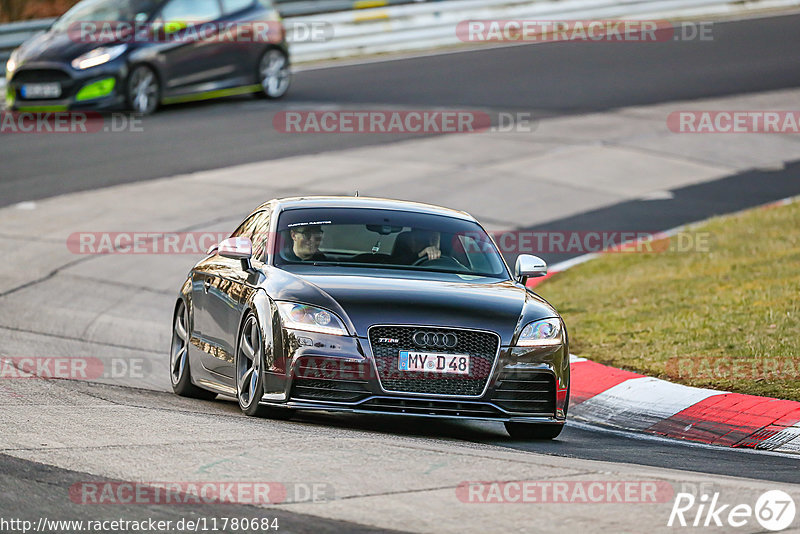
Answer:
[170,197,569,439]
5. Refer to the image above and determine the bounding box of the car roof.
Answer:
[257,196,478,222]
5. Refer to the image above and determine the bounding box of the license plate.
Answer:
[398,351,469,375]
[21,83,62,99]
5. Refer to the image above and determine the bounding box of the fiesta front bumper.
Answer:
[6,59,128,112]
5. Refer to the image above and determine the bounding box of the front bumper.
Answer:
[265,397,563,424]
[6,59,127,112]
[261,327,570,423]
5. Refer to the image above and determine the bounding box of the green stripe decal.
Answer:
[75,78,116,102]
[162,84,262,105]
[15,105,69,112]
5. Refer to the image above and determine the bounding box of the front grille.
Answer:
[290,357,371,402]
[369,326,499,396]
[360,397,504,418]
[12,69,72,84]
[492,370,555,414]
[12,68,76,101]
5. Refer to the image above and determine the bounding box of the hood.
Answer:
[264,269,558,345]
[14,29,119,66]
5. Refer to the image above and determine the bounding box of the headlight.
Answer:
[276,302,348,336]
[71,44,127,70]
[6,50,19,75]
[516,318,562,347]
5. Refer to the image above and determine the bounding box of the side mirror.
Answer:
[515,254,547,284]
[218,237,254,271]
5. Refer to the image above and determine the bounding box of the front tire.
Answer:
[126,65,160,115]
[504,422,563,440]
[170,300,217,400]
[236,312,293,419]
[255,49,291,99]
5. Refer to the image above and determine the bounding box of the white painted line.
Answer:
[548,253,600,274]
[572,376,726,431]
[775,435,800,454]
[639,190,674,201]
[762,423,800,452]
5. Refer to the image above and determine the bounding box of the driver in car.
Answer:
[286,225,328,261]
[392,229,442,264]
[414,230,441,261]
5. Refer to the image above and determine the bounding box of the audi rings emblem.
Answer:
[412,331,458,348]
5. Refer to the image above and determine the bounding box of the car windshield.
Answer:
[52,0,160,31]
[273,207,510,279]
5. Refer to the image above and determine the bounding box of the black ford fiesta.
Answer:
[171,197,570,439]
[5,0,290,114]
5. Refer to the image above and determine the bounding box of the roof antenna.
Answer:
[355,190,359,197]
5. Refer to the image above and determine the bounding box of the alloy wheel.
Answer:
[128,66,159,114]
[170,300,189,386]
[236,315,263,410]
[259,50,290,99]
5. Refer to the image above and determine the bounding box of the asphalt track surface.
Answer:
[2,14,800,206]
[0,454,406,534]
[0,444,750,534]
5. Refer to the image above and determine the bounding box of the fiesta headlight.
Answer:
[276,302,348,336]
[71,44,127,70]
[516,318,562,347]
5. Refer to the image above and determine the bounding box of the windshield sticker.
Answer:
[287,221,332,227]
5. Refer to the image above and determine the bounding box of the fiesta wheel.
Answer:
[126,65,160,115]
[255,48,291,99]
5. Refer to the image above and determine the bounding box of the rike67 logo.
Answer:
[668,490,796,531]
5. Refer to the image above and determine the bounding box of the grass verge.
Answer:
[536,199,800,400]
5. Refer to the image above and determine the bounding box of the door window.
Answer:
[230,210,271,262]
[222,0,254,14]
[160,0,222,25]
